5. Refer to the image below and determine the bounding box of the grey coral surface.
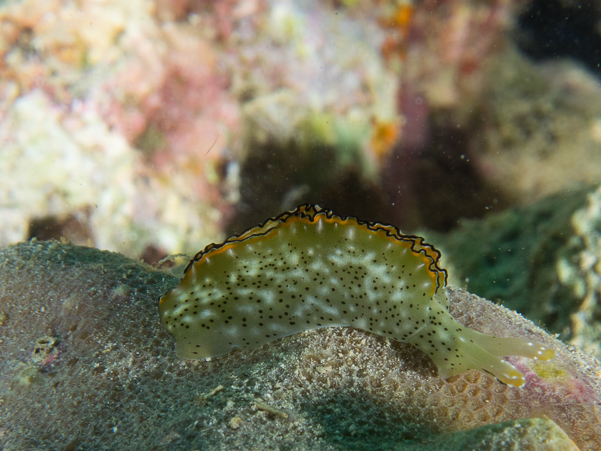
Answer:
[0,241,599,450]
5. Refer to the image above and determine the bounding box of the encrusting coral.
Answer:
[0,0,400,257]
[558,184,601,359]
[0,240,599,450]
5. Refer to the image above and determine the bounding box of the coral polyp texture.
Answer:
[0,240,599,450]
[160,205,554,387]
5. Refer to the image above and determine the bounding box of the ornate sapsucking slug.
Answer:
[158,204,554,387]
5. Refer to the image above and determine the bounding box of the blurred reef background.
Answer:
[1,0,601,449]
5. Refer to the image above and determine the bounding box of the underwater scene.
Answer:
[0,0,600,449]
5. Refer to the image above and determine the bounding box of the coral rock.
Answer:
[0,240,599,450]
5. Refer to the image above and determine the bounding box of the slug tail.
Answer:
[463,328,556,361]
[430,337,527,387]
[413,324,555,388]
[448,328,554,387]
[458,338,527,387]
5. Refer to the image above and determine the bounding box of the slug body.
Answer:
[159,205,554,387]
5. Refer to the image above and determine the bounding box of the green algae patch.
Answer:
[429,189,590,334]
[530,359,570,383]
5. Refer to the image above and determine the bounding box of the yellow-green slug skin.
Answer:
[159,205,554,387]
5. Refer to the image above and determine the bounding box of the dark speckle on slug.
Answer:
[159,204,554,387]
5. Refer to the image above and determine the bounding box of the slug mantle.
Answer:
[159,205,554,387]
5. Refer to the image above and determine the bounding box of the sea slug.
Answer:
[159,205,554,387]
